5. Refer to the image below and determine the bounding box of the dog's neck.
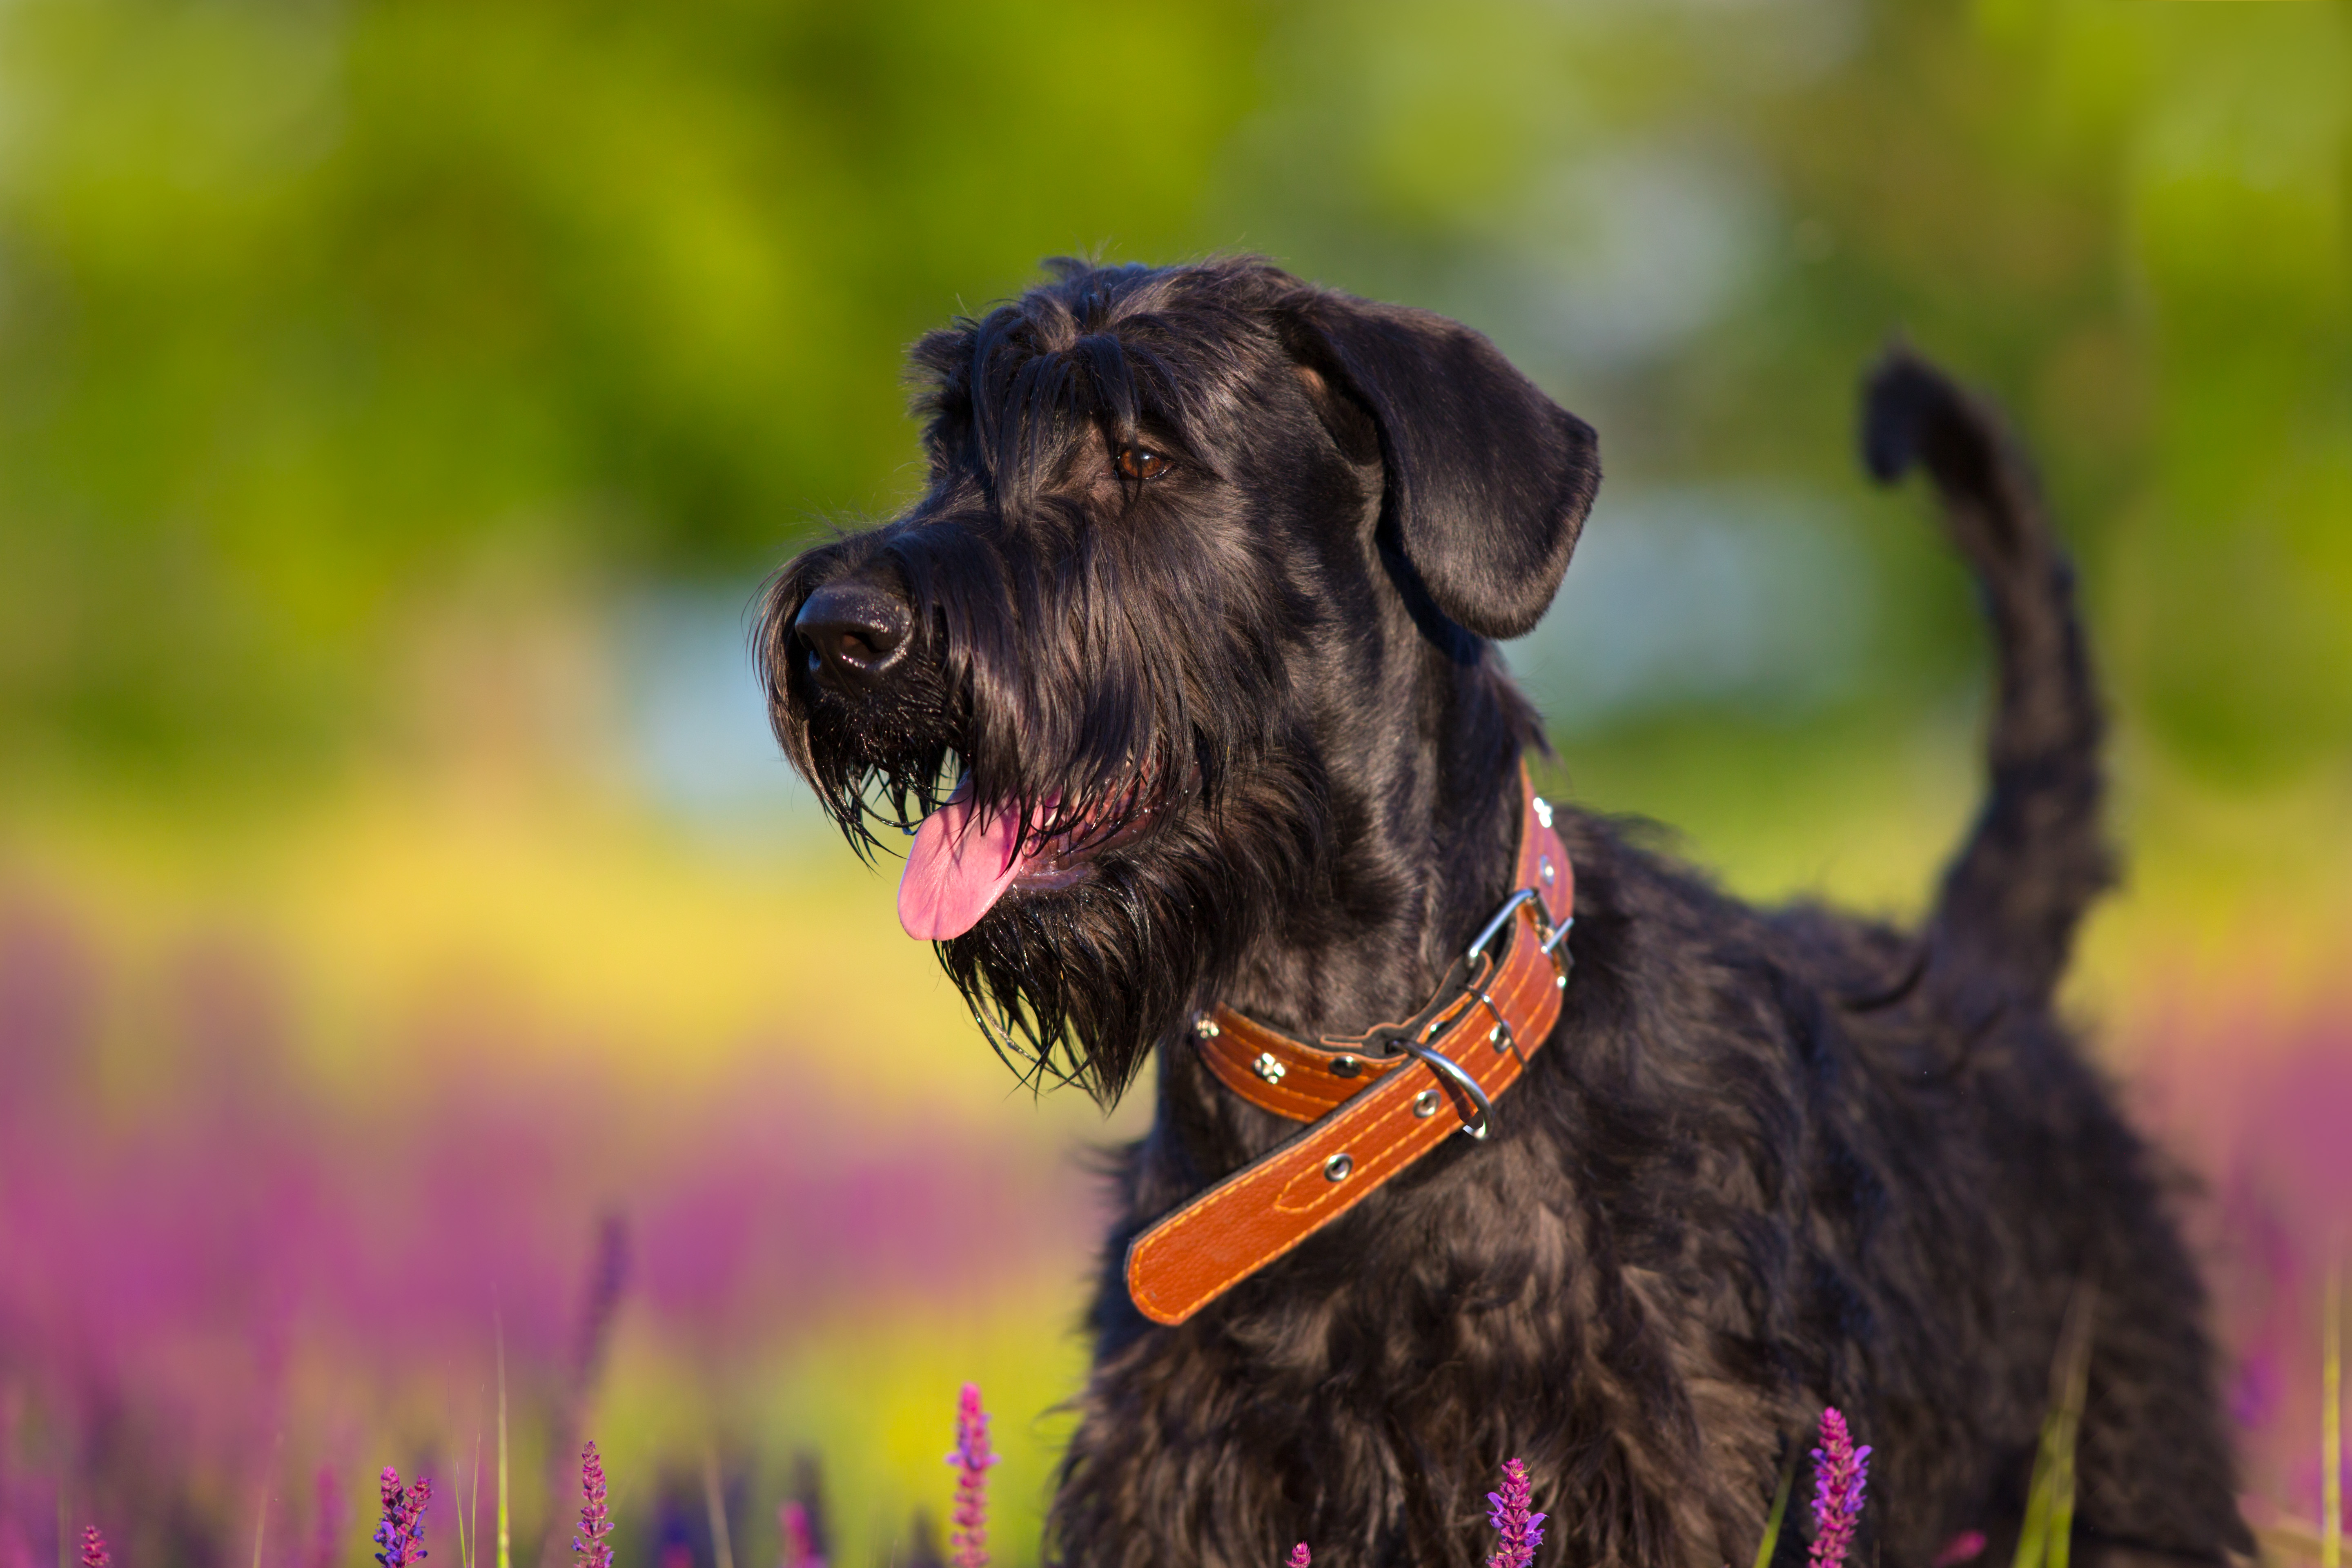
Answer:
[1172,635,1536,1163]
[1217,747,1526,1030]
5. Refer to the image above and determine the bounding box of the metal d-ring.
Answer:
[1394,1036,1494,1140]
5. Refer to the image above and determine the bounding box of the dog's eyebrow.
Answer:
[911,267,1292,517]
[1075,333,1140,429]
[976,337,1204,504]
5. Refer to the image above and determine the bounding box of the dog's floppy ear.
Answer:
[1285,289,1600,640]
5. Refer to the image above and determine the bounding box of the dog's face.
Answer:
[757,258,1599,1104]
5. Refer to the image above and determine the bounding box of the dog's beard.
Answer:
[939,832,1192,1106]
[931,759,1323,1107]
[786,738,1321,1109]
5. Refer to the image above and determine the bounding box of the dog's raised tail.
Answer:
[1863,347,2111,1009]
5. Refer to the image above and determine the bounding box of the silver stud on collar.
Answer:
[1194,1016,1221,1040]
[1531,795,1554,829]
[1252,1052,1287,1085]
[1412,1089,1440,1119]
[1323,1152,1354,1181]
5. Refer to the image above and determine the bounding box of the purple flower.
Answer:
[945,1383,999,1568]
[374,1467,433,1568]
[1486,1458,1546,1568]
[573,1443,614,1568]
[1931,1530,1986,1568]
[778,1502,824,1568]
[1285,1546,1310,1568]
[1808,1408,1871,1568]
[79,1528,111,1568]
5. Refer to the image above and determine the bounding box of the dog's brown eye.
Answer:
[1116,444,1170,481]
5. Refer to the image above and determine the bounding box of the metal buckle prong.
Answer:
[1525,887,1573,970]
[1457,973,1527,1067]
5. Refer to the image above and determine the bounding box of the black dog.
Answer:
[757,258,2249,1568]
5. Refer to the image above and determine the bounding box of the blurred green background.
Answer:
[4,0,2349,798]
[1,2,2349,1566]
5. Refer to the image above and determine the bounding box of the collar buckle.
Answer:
[1392,1030,1494,1139]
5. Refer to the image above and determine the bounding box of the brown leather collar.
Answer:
[1124,768,1574,1326]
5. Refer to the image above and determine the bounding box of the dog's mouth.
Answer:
[896,772,1171,941]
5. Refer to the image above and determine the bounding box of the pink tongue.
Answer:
[898,784,1029,941]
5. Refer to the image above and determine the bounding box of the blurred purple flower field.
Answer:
[2,775,2350,1568]
[2136,1011,2352,1530]
[0,844,1113,1568]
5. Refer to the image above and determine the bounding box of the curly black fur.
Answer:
[756,259,2250,1568]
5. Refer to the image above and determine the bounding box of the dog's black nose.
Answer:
[794,581,912,690]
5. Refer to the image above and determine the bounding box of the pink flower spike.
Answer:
[779,1502,824,1568]
[945,1383,1000,1568]
[1486,1458,1546,1568]
[374,1468,434,1568]
[573,1443,614,1568]
[79,1528,111,1568]
[1285,1545,1311,1568]
[1808,1408,1871,1568]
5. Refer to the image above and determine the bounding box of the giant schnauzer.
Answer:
[757,258,2248,1568]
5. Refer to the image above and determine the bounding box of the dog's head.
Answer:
[757,258,1599,1104]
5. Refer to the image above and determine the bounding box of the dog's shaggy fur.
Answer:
[757,258,2250,1568]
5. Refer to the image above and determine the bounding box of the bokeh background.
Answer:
[2,2,2349,1565]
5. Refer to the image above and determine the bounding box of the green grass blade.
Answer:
[457,1432,479,1568]
[2046,1300,2092,1568]
[2326,1262,2342,1568]
[703,1449,737,1568]
[497,1315,512,1568]
[1752,1446,1799,1568]
[252,1438,281,1568]
[2046,1443,2076,1568]
[2013,1425,2056,1568]
[2015,1281,2097,1568]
